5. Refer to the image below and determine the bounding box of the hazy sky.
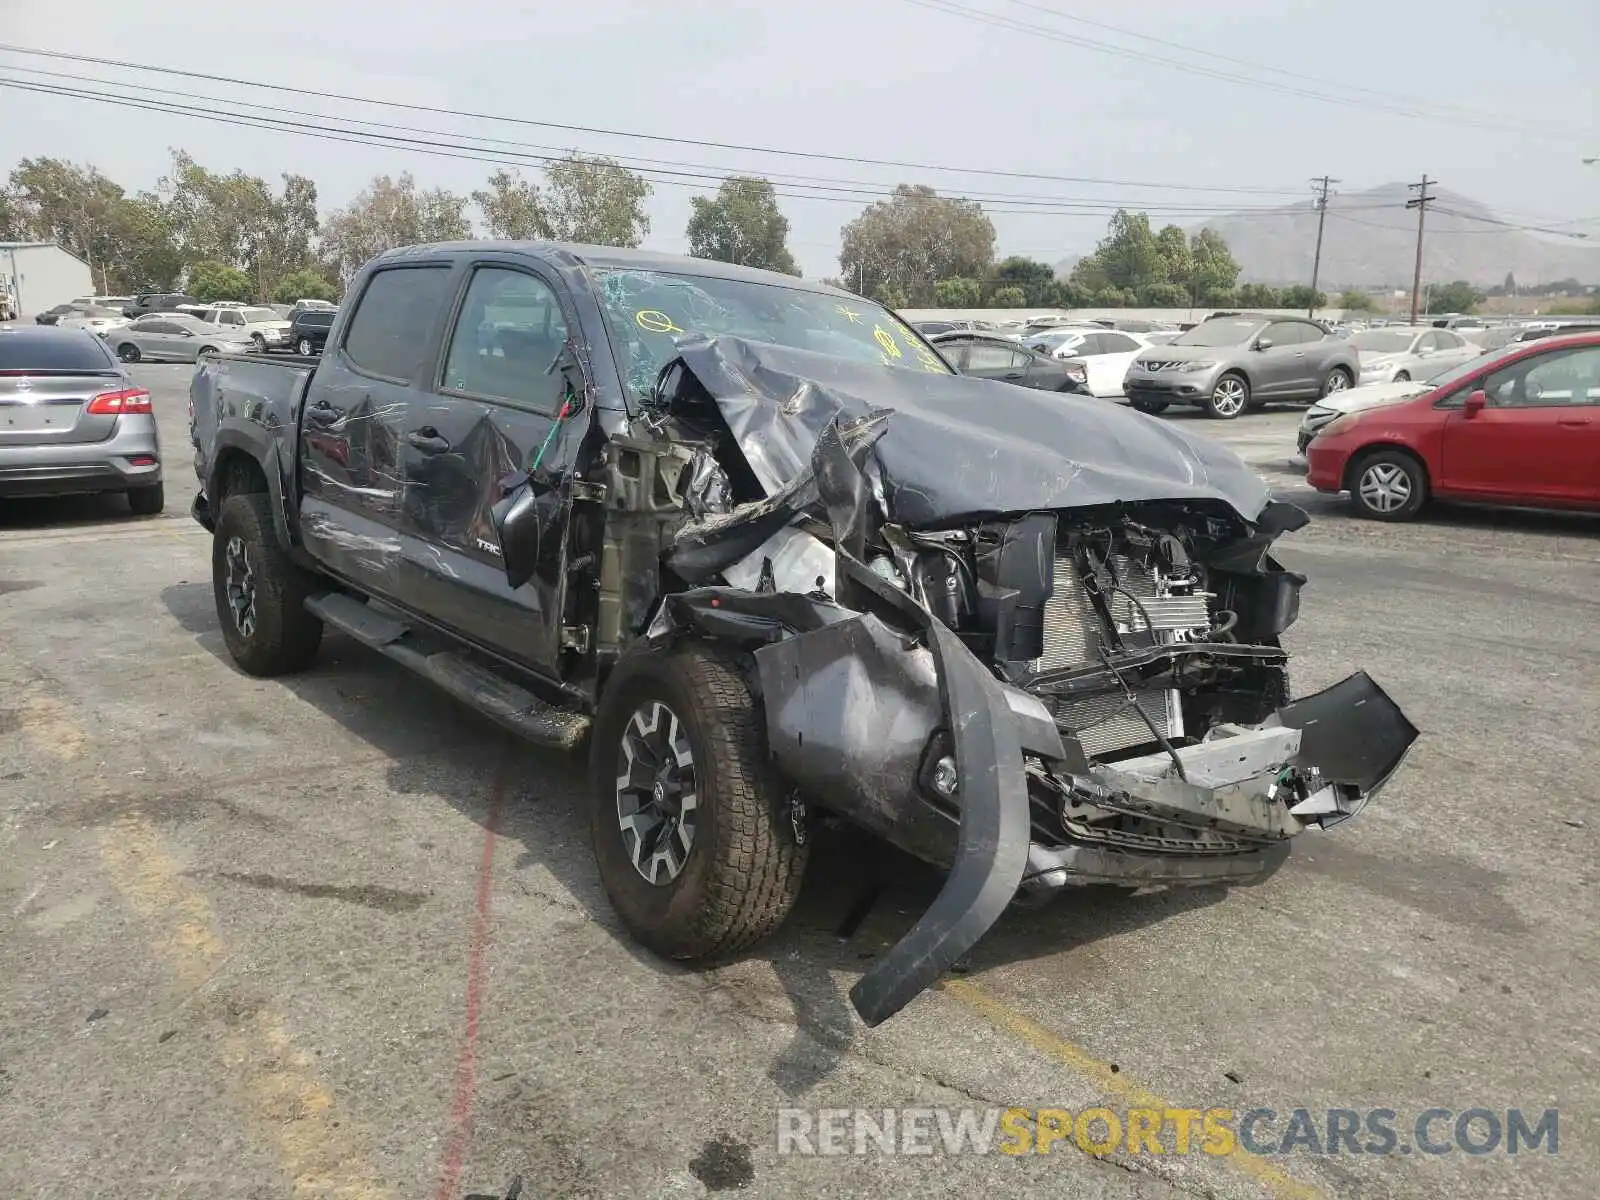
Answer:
[2,0,1595,278]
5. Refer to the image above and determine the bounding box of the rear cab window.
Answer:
[340,266,455,382]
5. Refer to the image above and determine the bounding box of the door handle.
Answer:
[1556,416,1591,427]
[1004,371,1025,380]
[305,401,339,426]
[406,428,451,454]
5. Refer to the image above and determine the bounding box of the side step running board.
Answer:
[304,592,590,751]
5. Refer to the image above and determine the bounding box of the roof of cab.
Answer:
[370,240,854,298]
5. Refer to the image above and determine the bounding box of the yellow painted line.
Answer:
[16,687,88,761]
[941,977,1326,1200]
[100,814,392,1200]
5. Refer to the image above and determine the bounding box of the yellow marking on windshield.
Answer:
[635,309,684,335]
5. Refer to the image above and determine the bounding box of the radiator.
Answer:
[1034,553,1206,758]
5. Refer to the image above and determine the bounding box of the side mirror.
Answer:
[1253,337,1274,351]
[1463,389,1487,415]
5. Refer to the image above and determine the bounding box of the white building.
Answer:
[1,242,96,318]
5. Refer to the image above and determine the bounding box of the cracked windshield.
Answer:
[594,268,950,399]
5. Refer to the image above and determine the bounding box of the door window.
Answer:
[967,344,1023,371]
[341,266,454,382]
[1485,347,1600,407]
[442,267,570,412]
[1100,332,1141,353]
[1262,322,1305,347]
[937,339,971,370]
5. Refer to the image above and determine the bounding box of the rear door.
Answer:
[1439,344,1600,502]
[297,262,457,601]
[397,259,588,674]
[1428,329,1476,374]
[1089,331,1142,395]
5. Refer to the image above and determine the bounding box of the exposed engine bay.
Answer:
[519,334,1419,1026]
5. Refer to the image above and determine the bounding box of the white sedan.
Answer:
[55,306,130,336]
[1051,330,1152,397]
[1350,326,1478,385]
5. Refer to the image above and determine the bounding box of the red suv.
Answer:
[1306,333,1600,520]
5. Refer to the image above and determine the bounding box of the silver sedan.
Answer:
[1350,326,1478,385]
[103,314,255,364]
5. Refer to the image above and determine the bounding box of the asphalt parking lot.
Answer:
[3,363,1595,1199]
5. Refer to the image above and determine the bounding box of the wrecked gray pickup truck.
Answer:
[189,243,1416,1025]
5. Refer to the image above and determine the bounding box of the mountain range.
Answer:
[1190,183,1598,289]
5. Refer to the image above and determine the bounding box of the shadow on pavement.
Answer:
[160,579,1230,1097]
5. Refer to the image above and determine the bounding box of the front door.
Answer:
[1255,322,1315,396]
[297,262,457,602]
[1439,344,1600,502]
[397,261,586,676]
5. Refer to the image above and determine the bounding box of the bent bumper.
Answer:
[757,608,1417,1026]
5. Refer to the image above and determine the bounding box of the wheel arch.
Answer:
[1342,441,1432,494]
[207,435,296,556]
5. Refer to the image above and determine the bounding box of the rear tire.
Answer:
[1348,449,1428,521]
[127,483,164,516]
[211,492,323,675]
[116,343,141,363]
[590,644,808,961]
[1128,395,1169,415]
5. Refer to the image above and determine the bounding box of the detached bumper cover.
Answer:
[758,607,1416,1025]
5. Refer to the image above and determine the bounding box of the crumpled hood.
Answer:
[670,336,1271,525]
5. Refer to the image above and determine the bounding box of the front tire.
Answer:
[197,345,220,359]
[116,343,141,363]
[1349,449,1428,521]
[1321,367,1354,397]
[297,337,314,356]
[1393,371,1410,383]
[251,333,266,352]
[590,644,808,961]
[127,483,164,516]
[1205,372,1250,419]
[211,492,324,675]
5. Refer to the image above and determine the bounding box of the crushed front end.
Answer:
[627,337,1419,1025]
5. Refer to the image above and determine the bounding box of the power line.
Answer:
[0,42,1319,198]
[0,66,1364,216]
[988,0,1575,137]
[1,72,1404,223]
[893,0,1586,143]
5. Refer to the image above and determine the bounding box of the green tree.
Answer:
[685,176,797,274]
[473,169,550,240]
[7,157,130,292]
[272,267,339,304]
[189,260,254,302]
[1092,210,1164,294]
[161,152,319,300]
[1092,287,1132,308]
[934,277,983,307]
[1424,280,1485,314]
[541,153,651,247]
[985,256,1057,305]
[1138,282,1188,307]
[1279,285,1327,310]
[1200,287,1238,308]
[839,185,996,306]
[1338,290,1376,312]
[1154,225,1192,287]
[870,282,909,309]
[319,173,473,282]
[1236,283,1282,308]
[1188,229,1241,301]
[1067,255,1109,296]
[989,286,1026,307]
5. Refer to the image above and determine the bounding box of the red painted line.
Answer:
[434,755,509,1200]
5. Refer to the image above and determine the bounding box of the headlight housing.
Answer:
[1177,360,1217,372]
[1321,414,1361,438]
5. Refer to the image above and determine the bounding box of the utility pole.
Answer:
[1406,176,1435,324]
[1308,175,1339,317]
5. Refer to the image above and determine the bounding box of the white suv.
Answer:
[196,305,292,350]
